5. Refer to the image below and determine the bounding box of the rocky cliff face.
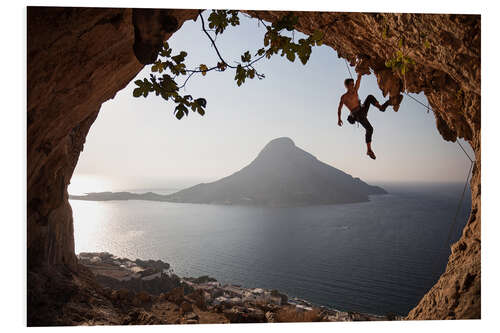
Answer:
[27,8,480,323]
[27,7,199,270]
[249,11,481,320]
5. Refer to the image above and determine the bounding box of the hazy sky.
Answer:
[69,12,474,194]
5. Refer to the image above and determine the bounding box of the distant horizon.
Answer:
[71,12,475,195]
[68,172,471,196]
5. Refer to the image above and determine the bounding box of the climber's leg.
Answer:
[362,94,380,110]
[367,142,376,160]
[357,114,374,144]
[363,94,390,112]
[357,115,376,160]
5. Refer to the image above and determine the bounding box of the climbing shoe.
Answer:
[391,94,404,112]
[379,101,390,112]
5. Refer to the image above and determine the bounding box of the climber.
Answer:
[337,72,392,160]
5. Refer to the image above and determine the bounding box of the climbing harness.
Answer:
[343,58,476,275]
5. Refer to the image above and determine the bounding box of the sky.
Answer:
[69,12,474,194]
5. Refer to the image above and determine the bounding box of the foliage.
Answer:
[385,38,415,76]
[132,43,207,120]
[132,10,324,120]
[261,13,324,65]
[207,10,240,34]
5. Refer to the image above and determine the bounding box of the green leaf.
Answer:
[133,88,142,97]
[312,30,323,42]
[207,10,240,35]
[216,61,226,71]
[234,65,247,86]
[175,111,184,120]
[199,64,208,76]
[171,51,187,64]
[175,103,188,120]
[195,98,207,108]
[241,51,251,63]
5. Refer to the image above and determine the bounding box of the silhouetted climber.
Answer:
[337,72,400,160]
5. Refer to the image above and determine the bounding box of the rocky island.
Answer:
[70,137,386,206]
[27,8,480,325]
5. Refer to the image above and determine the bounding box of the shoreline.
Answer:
[79,251,401,323]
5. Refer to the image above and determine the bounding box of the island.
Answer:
[70,137,386,206]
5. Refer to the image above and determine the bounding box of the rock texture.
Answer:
[27,8,480,324]
[247,11,481,320]
[27,7,198,325]
[27,7,198,270]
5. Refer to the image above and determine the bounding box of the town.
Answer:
[78,252,397,324]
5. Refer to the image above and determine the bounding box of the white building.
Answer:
[242,291,257,303]
[269,295,282,306]
[213,296,230,306]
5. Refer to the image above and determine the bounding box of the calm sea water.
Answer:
[71,183,470,316]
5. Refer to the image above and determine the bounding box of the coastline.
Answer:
[79,251,400,323]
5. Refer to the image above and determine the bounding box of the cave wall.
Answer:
[27,7,199,270]
[249,11,481,320]
[27,8,480,321]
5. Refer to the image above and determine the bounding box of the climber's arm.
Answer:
[337,96,344,127]
[354,72,362,91]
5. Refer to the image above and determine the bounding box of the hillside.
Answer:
[70,137,386,206]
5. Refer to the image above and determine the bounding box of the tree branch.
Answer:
[198,11,236,69]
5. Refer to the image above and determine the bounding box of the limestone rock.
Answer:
[27,8,480,324]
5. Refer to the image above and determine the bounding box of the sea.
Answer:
[71,182,471,316]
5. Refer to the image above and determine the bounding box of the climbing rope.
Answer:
[457,140,474,163]
[446,161,474,247]
[342,59,476,275]
[344,59,475,162]
[393,83,476,276]
[401,91,476,261]
[344,59,354,80]
[431,159,474,276]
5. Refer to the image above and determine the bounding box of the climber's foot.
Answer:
[379,101,390,112]
[367,150,376,160]
[391,94,404,112]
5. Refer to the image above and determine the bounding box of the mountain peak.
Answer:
[266,137,295,147]
[164,138,387,206]
[259,137,296,155]
[71,138,387,206]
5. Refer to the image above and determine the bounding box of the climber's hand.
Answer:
[338,119,343,127]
